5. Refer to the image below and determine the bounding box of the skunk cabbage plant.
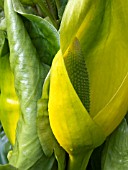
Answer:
[48,0,128,169]
[0,0,128,169]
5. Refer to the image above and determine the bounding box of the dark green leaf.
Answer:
[101,119,128,170]
[19,0,35,5]
[13,0,60,66]
[0,164,16,170]
[28,154,55,170]
[0,1,4,9]
[34,0,59,29]
[56,0,68,19]
[0,31,8,57]
[0,125,12,165]
[42,0,58,21]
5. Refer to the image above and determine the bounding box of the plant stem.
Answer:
[68,149,93,170]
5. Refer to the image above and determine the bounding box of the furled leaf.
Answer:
[12,0,60,66]
[4,0,52,169]
[101,119,128,170]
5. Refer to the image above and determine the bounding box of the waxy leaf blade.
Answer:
[101,119,128,170]
[4,0,52,169]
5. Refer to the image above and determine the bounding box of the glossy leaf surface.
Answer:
[102,119,128,170]
[4,0,52,169]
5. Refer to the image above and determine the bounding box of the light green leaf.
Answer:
[4,0,51,169]
[101,119,128,170]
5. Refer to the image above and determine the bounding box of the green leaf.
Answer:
[0,18,7,32]
[0,164,16,170]
[4,0,51,169]
[55,0,68,19]
[101,119,128,170]
[28,154,55,170]
[0,31,8,58]
[19,0,35,5]
[0,125,12,165]
[41,0,58,21]
[12,0,60,66]
[0,1,4,9]
[0,54,19,145]
[34,0,59,29]
[37,73,66,170]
